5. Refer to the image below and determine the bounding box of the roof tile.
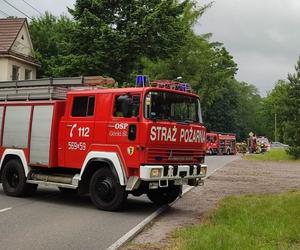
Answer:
[0,18,26,52]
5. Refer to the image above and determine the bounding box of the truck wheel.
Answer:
[147,185,182,205]
[1,159,37,197]
[89,168,127,211]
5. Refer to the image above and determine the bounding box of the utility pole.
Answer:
[274,112,277,142]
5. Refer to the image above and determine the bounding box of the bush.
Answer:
[286,146,300,159]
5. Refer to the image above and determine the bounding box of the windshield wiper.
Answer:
[176,119,195,125]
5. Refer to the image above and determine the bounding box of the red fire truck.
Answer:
[0,77,207,211]
[206,132,219,155]
[206,132,236,155]
[218,133,236,155]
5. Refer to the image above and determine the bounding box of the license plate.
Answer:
[174,179,188,185]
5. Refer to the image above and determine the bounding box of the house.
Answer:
[0,18,40,81]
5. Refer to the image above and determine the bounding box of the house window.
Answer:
[71,96,95,117]
[12,65,19,80]
[25,69,32,80]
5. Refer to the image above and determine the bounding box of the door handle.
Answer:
[128,124,137,141]
[107,125,115,128]
[66,124,73,127]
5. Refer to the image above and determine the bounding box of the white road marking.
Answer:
[0,207,11,213]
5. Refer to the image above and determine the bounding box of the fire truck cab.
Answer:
[0,77,207,211]
[206,132,219,155]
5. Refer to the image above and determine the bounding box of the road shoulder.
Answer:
[122,159,300,250]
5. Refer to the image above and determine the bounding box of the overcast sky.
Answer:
[1,0,299,95]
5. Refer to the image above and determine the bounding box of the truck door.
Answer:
[63,95,95,168]
[106,93,140,168]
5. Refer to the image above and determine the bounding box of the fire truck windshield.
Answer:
[144,91,203,123]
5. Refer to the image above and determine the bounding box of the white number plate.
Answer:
[68,142,86,151]
[174,179,188,185]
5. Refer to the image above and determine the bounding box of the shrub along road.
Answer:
[0,156,237,250]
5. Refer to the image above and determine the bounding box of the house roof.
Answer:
[0,18,26,53]
[0,18,40,67]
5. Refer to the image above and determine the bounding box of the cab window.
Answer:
[113,94,140,118]
[72,96,95,117]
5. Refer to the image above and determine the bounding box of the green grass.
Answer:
[243,148,297,161]
[173,191,300,250]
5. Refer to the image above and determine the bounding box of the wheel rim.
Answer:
[95,176,116,202]
[7,168,19,188]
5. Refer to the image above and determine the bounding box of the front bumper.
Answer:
[140,164,207,181]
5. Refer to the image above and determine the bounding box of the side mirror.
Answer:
[150,112,156,120]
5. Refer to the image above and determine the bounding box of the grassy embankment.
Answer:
[172,191,300,250]
[243,148,298,161]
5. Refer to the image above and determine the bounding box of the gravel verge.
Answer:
[122,159,300,250]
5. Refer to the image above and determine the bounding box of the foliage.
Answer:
[244,148,297,161]
[66,0,204,82]
[29,12,77,77]
[258,80,289,141]
[173,191,300,250]
[30,1,204,81]
[142,33,263,140]
[283,57,300,158]
[208,80,262,140]
[286,147,300,159]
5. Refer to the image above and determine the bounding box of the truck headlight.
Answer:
[150,168,162,178]
[200,166,207,175]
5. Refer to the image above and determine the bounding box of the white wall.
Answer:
[0,58,9,81]
[11,23,34,57]
[0,57,36,81]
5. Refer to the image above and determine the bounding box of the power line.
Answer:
[0,9,9,17]
[21,0,42,15]
[1,0,32,20]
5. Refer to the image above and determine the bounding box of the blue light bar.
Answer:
[136,75,149,87]
[178,83,191,92]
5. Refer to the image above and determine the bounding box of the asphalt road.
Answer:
[0,155,239,250]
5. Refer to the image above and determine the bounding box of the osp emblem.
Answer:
[127,146,135,156]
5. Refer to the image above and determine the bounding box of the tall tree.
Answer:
[284,57,300,158]
[67,0,202,81]
[142,32,238,111]
[259,80,289,141]
[235,81,262,140]
[30,12,77,77]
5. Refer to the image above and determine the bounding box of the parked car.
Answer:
[271,142,289,149]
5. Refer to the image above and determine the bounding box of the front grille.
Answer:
[189,165,194,176]
[163,165,169,176]
[146,148,204,164]
[173,165,178,176]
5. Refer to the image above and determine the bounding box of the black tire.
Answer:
[89,168,127,211]
[58,187,78,195]
[147,185,182,205]
[1,159,37,197]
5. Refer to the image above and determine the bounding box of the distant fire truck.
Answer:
[206,132,236,155]
[206,133,219,155]
[0,77,207,211]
